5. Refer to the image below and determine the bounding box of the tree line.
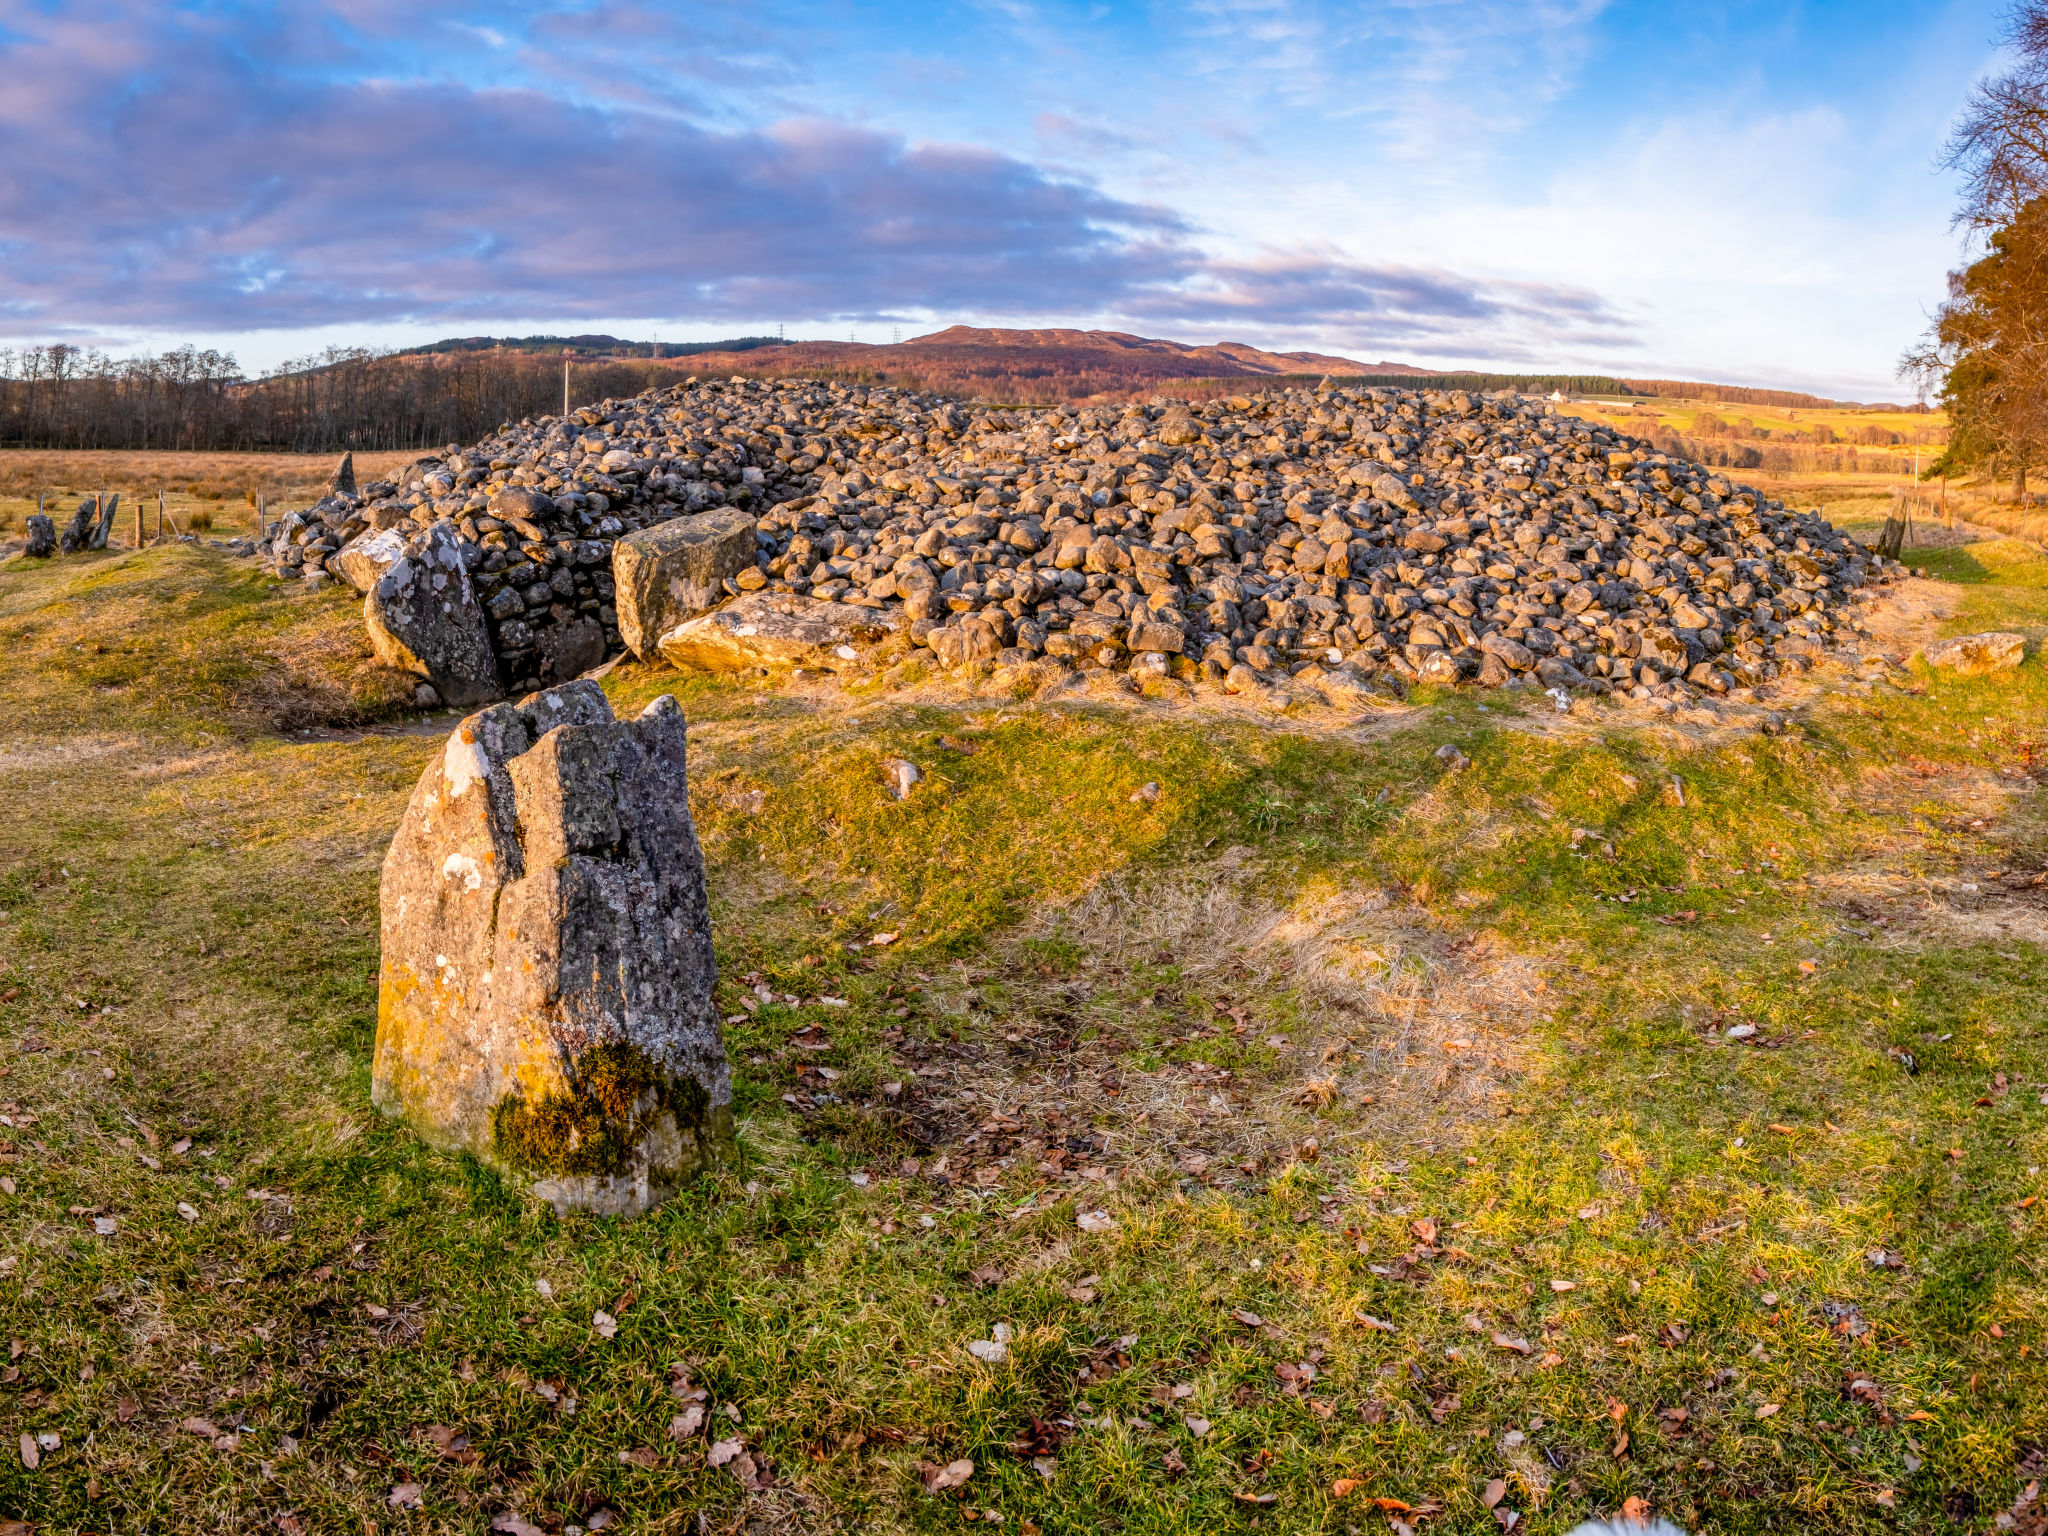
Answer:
[1907,0,2048,495]
[0,345,700,453]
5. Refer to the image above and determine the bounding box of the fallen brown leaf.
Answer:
[923,1457,974,1492]
[1333,1478,1364,1499]
[424,1425,478,1465]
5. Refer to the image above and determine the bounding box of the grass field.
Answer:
[0,451,419,546]
[1560,400,1944,459]
[0,524,2044,1533]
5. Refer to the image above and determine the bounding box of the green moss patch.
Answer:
[490,1043,706,1178]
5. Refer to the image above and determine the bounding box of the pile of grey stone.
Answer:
[274,375,1899,706]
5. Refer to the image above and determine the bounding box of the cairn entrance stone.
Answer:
[328,451,357,498]
[613,510,758,657]
[23,515,55,558]
[373,681,730,1215]
[365,523,500,706]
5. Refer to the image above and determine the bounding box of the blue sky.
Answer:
[0,0,2011,396]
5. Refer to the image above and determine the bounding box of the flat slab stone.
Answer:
[1924,631,2025,675]
[657,592,903,672]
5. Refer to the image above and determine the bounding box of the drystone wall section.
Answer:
[265,375,1901,700]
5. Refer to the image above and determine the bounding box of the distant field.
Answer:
[1560,398,1945,485]
[0,449,417,542]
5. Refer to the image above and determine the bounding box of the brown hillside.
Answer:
[665,326,1429,403]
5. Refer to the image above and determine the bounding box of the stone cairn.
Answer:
[372,680,730,1216]
[270,376,1900,703]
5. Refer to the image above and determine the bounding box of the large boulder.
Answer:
[372,683,730,1215]
[656,591,903,672]
[23,515,55,559]
[1924,631,2025,676]
[328,452,357,497]
[364,523,500,706]
[613,510,759,657]
[334,527,407,594]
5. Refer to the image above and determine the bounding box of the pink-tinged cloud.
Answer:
[0,0,1634,356]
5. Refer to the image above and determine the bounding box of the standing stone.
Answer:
[372,683,731,1215]
[23,515,55,558]
[612,510,759,657]
[328,452,357,498]
[90,493,119,550]
[365,523,500,706]
[59,498,96,553]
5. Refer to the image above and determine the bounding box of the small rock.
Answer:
[882,758,921,800]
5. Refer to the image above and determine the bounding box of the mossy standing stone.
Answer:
[372,680,731,1215]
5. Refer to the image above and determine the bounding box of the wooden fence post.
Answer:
[134,499,143,548]
[157,490,165,541]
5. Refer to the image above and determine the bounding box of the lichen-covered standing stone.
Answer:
[372,680,731,1215]
[365,522,500,706]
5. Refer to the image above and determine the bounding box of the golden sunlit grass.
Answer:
[0,449,419,542]
[0,540,2043,1533]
